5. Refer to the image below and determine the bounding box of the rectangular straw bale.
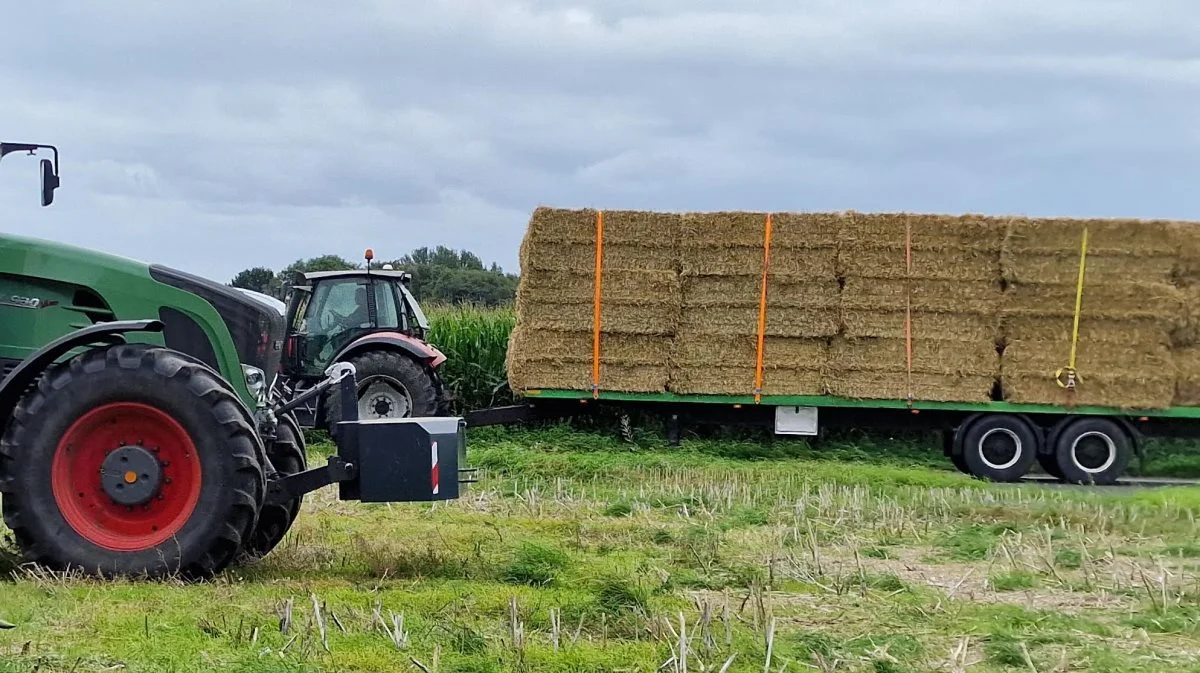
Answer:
[668,366,827,396]
[830,337,999,377]
[1004,216,1177,256]
[512,328,671,365]
[525,207,680,248]
[842,309,999,342]
[1002,374,1174,409]
[1173,347,1200,406]
[679,244,836,279]
[678,305,840,338]
[671,334,826,369]
[1169,221,1200,286]
[518,268,680,306]
[1002,250,1177,285]
[516,298,678,335]
[507,359,668,393]
[1002,339,1174,378]
[838,246,1000,281]
[839,212,1008,251]
[678,211,771,248]
[770,211,844,248]
[681,275,840,309]
[1000,281,1184,323]
[1170,286,1200,347]
[520,239,676,273]
[827,373,996,403]
[841,278,1002,314]
[1002,315,1174,346]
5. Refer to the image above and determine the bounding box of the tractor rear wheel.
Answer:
[0,344,266,579]
[323,350,440,430]
[242,411,307,560]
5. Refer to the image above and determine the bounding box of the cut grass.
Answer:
[4,427,1200,672]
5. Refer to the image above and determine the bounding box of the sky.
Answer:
[2,1,1198,282]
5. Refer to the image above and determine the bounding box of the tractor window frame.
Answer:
[371,278,402,330]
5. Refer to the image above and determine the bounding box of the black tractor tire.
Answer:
[323,350,440,431]
[958,414,1039,482]
[242,411,307,560]
[0,344,266,579]
[1051,417,1132,485]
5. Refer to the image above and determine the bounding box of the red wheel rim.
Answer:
[51,402,202,552]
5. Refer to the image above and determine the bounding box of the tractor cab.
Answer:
[283,267,428,378]
[278,251,447,429]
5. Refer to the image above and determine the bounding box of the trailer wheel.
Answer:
[947,418,977,475]
[959,415,1038,482]
[0,344,266,579]
[1052,417,1131,485]
[242,412,307,560]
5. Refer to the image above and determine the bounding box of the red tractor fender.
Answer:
[335,331,447,368]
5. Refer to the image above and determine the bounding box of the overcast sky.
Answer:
[2,1,1198,282]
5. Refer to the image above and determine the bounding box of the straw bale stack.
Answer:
[670,211,838,395]
[506,207,680,392]
[507,206,1200,410]
[832,212,1005,402]
[999,215,1188,408]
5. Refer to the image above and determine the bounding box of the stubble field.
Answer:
[4,425,1200,673]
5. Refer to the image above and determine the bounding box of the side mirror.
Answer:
[40,158,59,207]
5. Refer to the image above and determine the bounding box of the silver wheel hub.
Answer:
[979,428,1022,471]
[1070,431,1117,474]
[357,376,412,419]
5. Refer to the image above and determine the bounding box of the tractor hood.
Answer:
[0,232,153,283]
[0,232,284,403]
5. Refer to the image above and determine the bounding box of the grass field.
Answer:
[5,426,1200,673]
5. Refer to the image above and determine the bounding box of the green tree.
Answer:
[387,246,517,307]
[229,267,277,296]
[228,247,517,306]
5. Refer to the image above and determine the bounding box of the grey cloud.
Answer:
[2,1,1200,281]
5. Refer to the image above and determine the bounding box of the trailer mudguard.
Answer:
[335,331,447,368]
[0,319,164,423]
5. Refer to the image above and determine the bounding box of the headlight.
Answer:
[242,364,267,404]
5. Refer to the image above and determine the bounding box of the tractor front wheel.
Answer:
[323,350,440,429]
[0,344,266,579]
[242,411,307,560]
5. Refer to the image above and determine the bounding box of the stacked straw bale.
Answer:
[505,208,679,392]
[507,207,1200,410]
[1000,218,1184,408]
[1169,222,1200,405]
[670,212,837,395]
[832,212,1005,402]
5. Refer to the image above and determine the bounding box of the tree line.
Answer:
[229,246,519,307]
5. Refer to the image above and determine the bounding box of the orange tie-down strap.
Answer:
[591,210,605,398]
[904,217,913,406]
[753,213,774,403]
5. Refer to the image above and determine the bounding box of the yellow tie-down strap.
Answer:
[1055,226,1090,391]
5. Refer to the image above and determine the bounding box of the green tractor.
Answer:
[0,143,468,579]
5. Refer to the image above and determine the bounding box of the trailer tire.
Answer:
[0,344,266,579]
[242,411,307,560]
[1052,417,1131,485]
[947,417,979,475]
[959,415,1038,482]
[1036,451,1064,480]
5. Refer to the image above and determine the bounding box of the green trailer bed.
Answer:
[523,388,1200,420]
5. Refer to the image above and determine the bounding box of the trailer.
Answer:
[467,388,1200,486]
[489,206,1200,487]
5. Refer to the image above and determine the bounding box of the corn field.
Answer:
[426,303,516,413]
